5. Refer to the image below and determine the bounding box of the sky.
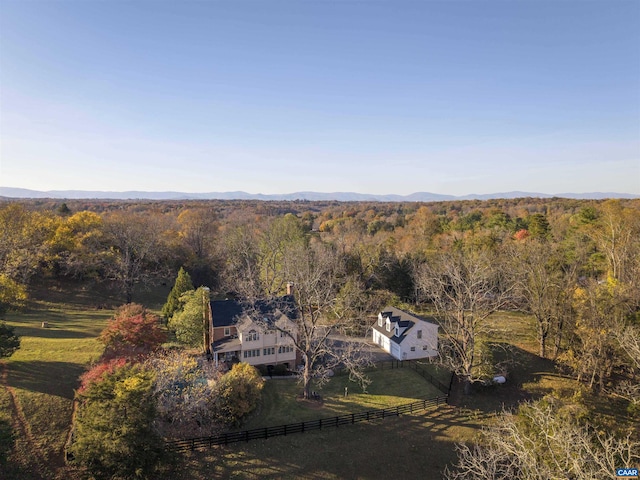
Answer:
[1,0,639,196]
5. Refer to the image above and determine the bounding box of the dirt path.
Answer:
[1,362,52,480]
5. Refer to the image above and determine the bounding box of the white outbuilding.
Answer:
[371,307,438,361]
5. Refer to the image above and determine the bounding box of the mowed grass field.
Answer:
[0,278,169,480]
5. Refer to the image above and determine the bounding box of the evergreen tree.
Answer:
[168,287,208,347]
[0,321,20,358]
[162,267,194,320]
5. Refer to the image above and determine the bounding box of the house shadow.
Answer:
[448,343,557,414]
[7,361,85,399]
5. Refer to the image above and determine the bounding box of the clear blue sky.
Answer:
[1,0,639,195]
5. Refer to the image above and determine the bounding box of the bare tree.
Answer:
[415,245,514,394]
[509,239,577,358]
[103,212,168,303]
[445,399,640,480]
[227,229,369,398]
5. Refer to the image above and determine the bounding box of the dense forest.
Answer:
[2,195,639,383]
[1,196,639,478]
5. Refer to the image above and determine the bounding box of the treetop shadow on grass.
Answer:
[7,361,85,399]
[11,323,98,340]
[448,343,557,413]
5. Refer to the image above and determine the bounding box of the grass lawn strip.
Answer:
[239,367,444,431]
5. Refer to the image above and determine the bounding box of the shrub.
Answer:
[70,363,165,479]
[214,363,264,426]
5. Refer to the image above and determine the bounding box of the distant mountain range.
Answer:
[1,187,638,201]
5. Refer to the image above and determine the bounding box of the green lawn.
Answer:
[176,405,484,480]
[0,277,168,480]
[240,368,445,430]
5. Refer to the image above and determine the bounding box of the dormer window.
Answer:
[378,315,383,327]
[246,329,259,341]
[386,318,391,332]
[395,325,399,337]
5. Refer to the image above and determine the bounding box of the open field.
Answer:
[0,278,168,480]
[176,405,484,480]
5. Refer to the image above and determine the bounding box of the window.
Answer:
[378,317,383,327]
[423,346,428,351]
[224,327,231,336]
[264,347,275,356]
[246,329,259,341]
[410,346,416,352]
[278,345,294,354]
[386,319,391,332]
[243,349,261,358]
[417,330,422,339]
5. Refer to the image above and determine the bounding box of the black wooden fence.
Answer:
[165,394,448,452]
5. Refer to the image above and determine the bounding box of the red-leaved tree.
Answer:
[99,303,167,360]
[78,357,129,393]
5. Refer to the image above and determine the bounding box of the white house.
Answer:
[210,297,300,369]
[235,310,298,368]
[371,307,438,361]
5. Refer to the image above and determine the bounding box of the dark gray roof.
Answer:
[372,306,435,345]
[211,295,298,328]
[211,299,244,327]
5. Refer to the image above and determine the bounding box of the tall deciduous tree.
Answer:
[227,227,373,399]
[46,210,105,279]
[162,267,194,320]
[560,279,626,391]
[509,239,576,358]
[263,242,372,399]
[0,204,54,285]
[103,212,167,303]
[0,275,28,314]
[416,244,514,394]
[176,208,219,286]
